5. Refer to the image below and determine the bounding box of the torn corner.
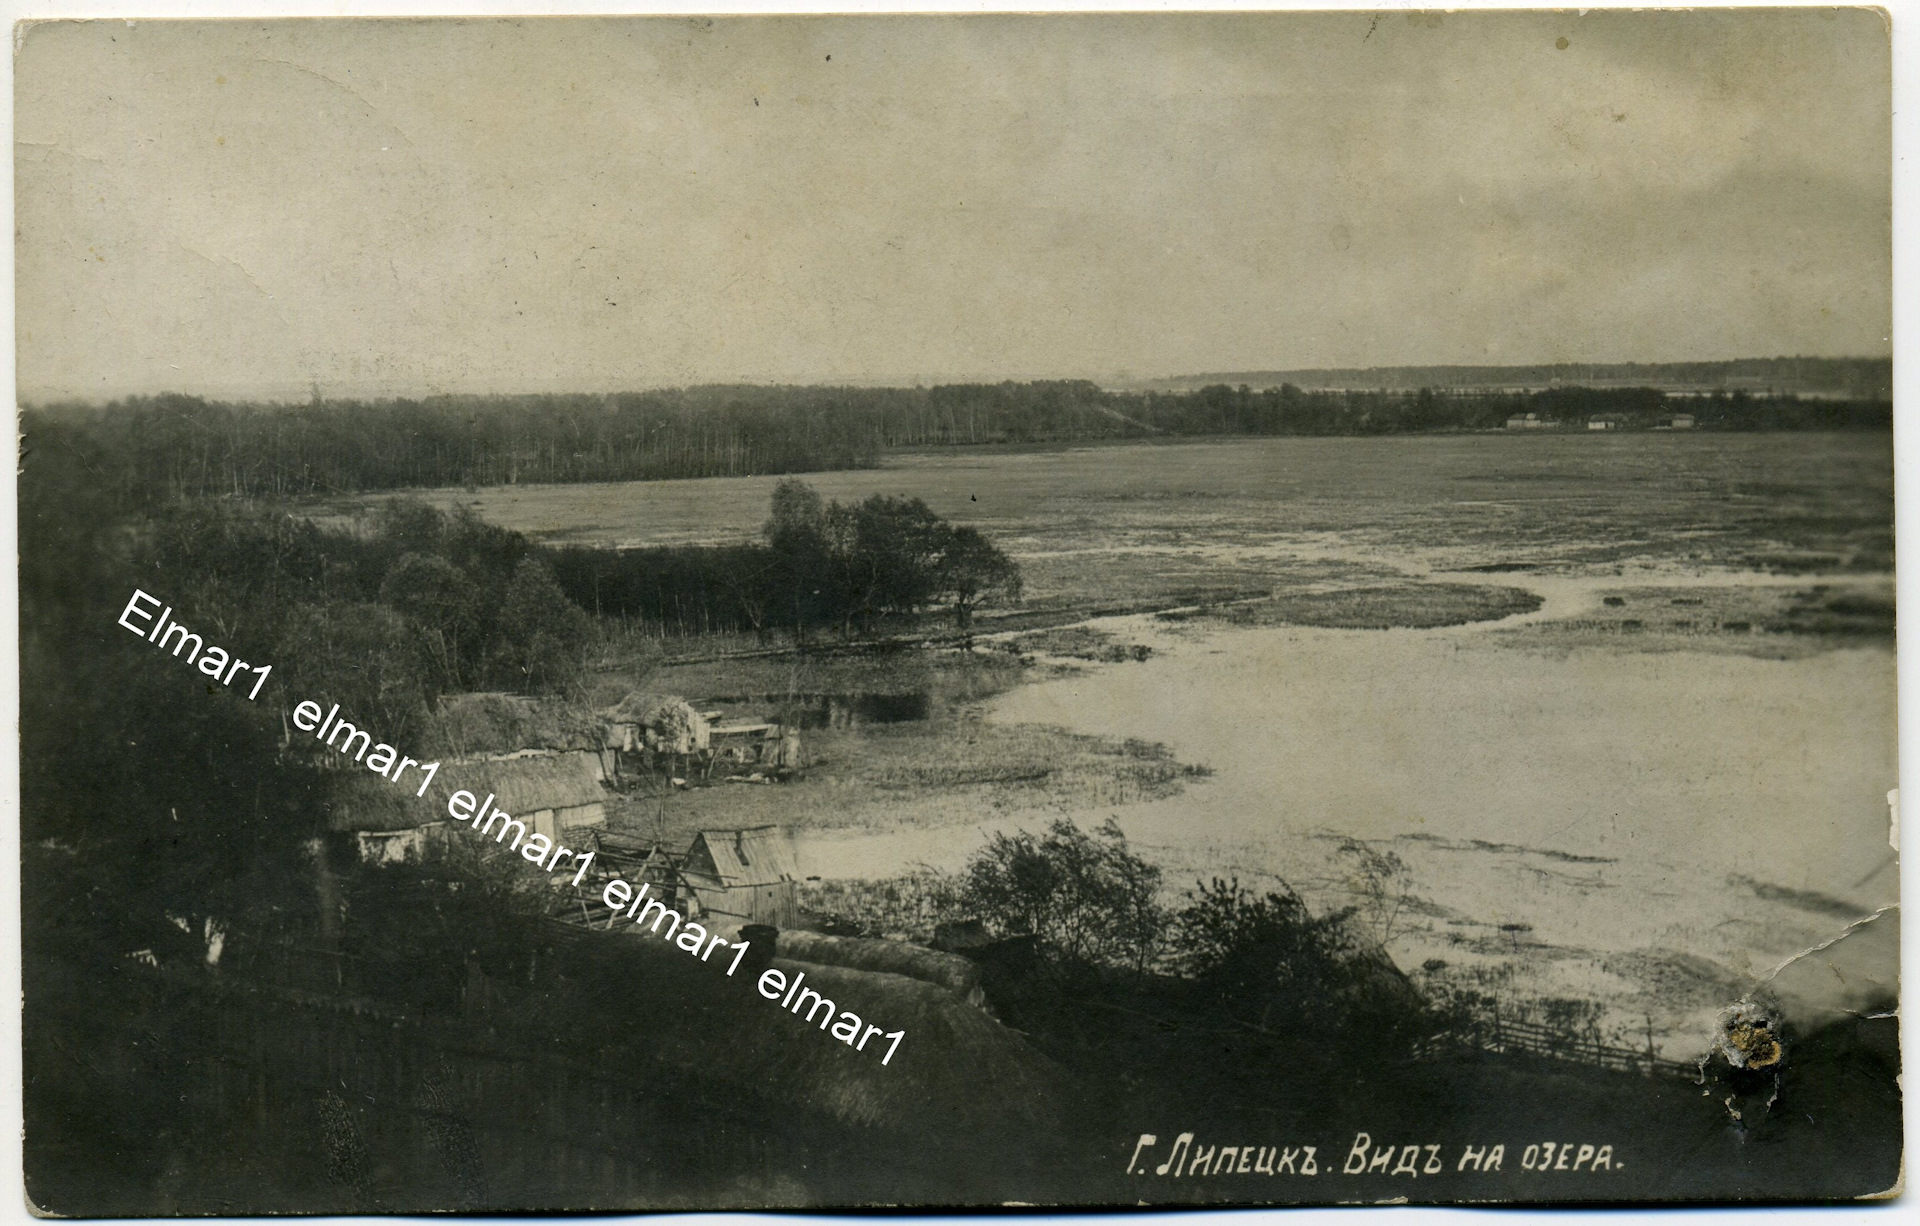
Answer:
[1741,905,1900,1034]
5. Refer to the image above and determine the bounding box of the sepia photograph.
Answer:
[13,8,1900,1212]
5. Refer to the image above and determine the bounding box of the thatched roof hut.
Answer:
[748,958,1062,1131]
[626,944,1066,1135]
[522,921,1067,1144]
[326,750,610,845]
[775,931,986,1009]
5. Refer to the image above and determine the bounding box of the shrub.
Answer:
[1170,877,1361,1028]
[960,818,1164,974]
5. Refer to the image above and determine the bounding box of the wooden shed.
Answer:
[680,826,802,927]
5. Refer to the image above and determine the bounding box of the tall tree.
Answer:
[940,524,1023,640]
[763,478,833,639]
[492,557,591,693]
[379,552,481,689]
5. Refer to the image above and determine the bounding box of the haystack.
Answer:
[776,931,986,1009]
[611,693,710,754]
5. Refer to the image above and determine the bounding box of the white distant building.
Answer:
[1506,412,1546,430]
[1669,413,1696,430]
[1587,416,1620,431]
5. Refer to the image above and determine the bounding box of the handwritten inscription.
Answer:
[1126,1131,1619,1178]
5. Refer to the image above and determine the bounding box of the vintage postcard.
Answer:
[15,10,1898,1211]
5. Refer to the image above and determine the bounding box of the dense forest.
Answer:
[22,379,1891,501]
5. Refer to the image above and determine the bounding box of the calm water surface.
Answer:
[798,606,1896,1054]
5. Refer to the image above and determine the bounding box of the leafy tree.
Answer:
[839,495,949,633]
[19,447,325,975]
[373,497,450,558]
[24,649,325,970]
[443,505,529,587]
[759,481,1016,640]
[960,818,1165,974]
[379,552,481,689]
[277,599,437,744]
[1171,878,1358,1027]
[763,478,833,637]
[765,476,829,548]
[491,557,591,692]
[1169,877,1430,1054]
[940,524,1023,637]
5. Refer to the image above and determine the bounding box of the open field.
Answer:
[330,432,1893,603]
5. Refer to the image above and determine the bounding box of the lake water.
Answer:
[416,432,1896,1057]
[797,588,1897,1056]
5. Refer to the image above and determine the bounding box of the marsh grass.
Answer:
[801,870,961,939]
[1168,582,1541,630]
[1512,581,1895,654]
[1007,625,1154,662]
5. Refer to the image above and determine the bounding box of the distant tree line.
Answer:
[1161,356,1893,399]
[23,380,1890,503]
[1131,384,1891,435]
[546,478,1021,641]
[23,389,888,503]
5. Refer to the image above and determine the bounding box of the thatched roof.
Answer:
[517,919,1064,1139]
[775,931,984,1007]
[607,693,710,752]
[685,826,800,887]
[731,958,1063,1132]
[425,692,605,756]
[325,750,608,832]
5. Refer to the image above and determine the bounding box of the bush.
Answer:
[960,818,1164,974]
[1169,877,1430,1055]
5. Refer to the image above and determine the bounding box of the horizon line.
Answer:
[18,353,1896,408]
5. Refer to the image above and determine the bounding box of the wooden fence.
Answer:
[1413,1014,1696,1079]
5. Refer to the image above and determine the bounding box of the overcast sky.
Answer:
[15,11,1890,401]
